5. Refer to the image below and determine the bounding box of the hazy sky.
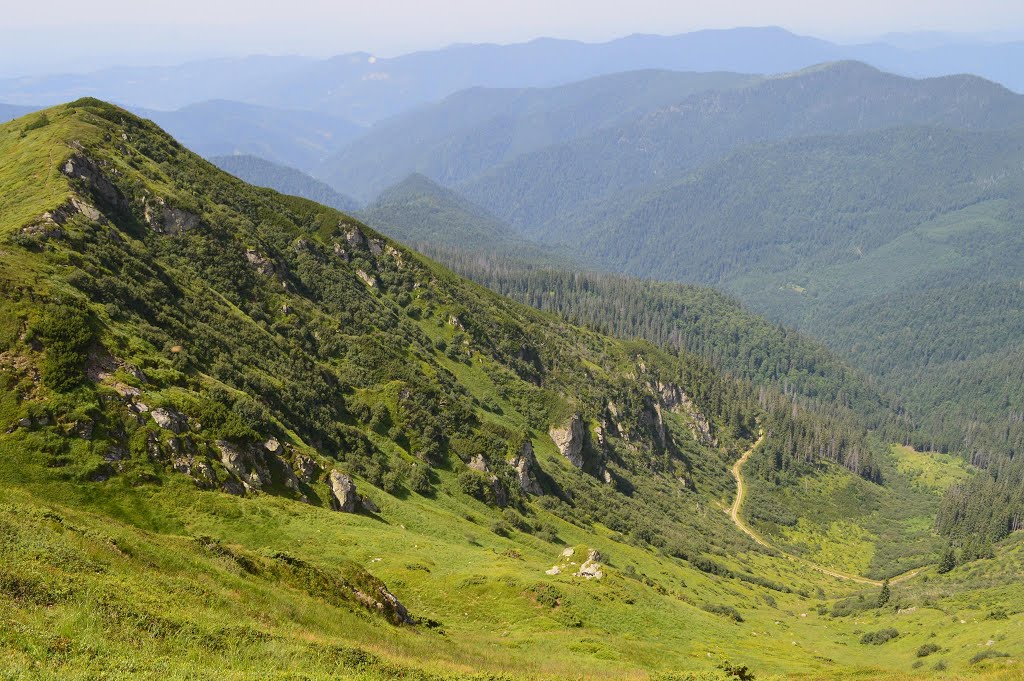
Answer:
[2,0,1023,74]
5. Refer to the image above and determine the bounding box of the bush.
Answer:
[33,304,94,392]
[916,643,940,657]
[407,464,432,495]
[457,469,492,503]
[970,649,1010,665]
[860,628,899,645]
[702,603,744,622]
[986,608,1009,620]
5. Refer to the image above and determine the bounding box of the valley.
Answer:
[2,17,1024,680]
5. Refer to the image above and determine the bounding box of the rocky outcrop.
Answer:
[162,207,201,234]
[151,407,187,434]
[217,440,271,493]
[328,470,358,512]
[351,584,411,625]
[245,249,275,275]
[343,224,367,249]
[356,269,376,287]
[574,549,604,580]
[508,440,543,495]
[293,452,321,483]
[61,153,127,212]
[549,415,585,468]
[466,455,509,507]
[652,380,715,446]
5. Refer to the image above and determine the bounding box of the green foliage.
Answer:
[212,155,358,212]
[702,603,744,623]
[860,628,899,645]
[969,649,1010,665]
[916,643,941,657]
[31,303,93,392]
[22,113,50,133]
[877,579,891,607]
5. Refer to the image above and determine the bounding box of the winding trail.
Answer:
[729,431,921,587]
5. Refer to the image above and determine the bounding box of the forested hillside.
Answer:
[320,70,758,201]
[212,154,359,212]
[359,174,561,262]
[459,62,1024,233]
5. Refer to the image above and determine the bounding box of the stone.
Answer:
[162,207,201,234]
[356,269,376,287]
[549,415,585,468]
[360,495,380,513]
[61,154,127,211]
[508,440,543,495]
[217,440,271,493]
[329,470,358,512]
[293,453,320,483]
[151,407,187,434]
[574,550,604,580]
[344,225,367,249]
[245,249,275,275]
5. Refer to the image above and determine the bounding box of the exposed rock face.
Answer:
[245,249,275,275]
[508,440,543,495]
[293,453,321,484]
[344,225,367,249]
[549,415,585,468]
[574,550,604,580]
[329,470,358,512]
[217,440,271,493]
[28,197,103,239]
[652,380,715,446]
[466,455,509,507]
[172,454,219,490]
[61,154,126,211]
[162,207,201,234]
[151,407,187,434]
[356,269,376,287]
[351,584,411,625]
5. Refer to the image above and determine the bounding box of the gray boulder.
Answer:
[549,415,585,468]
[329,470,358,512]
[508,440,543,495]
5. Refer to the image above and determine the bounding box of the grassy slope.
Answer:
[0,102,1021,680]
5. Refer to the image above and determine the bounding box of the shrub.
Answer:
[986,608,1009,620]
[916,643,941,657]
[527,584,561,608]
[33,304,94,392]
[970,649,1010,665]
[702,603,744,622]
[457,469,491,502]
[860,628,899,645]
[718,661,755,681]
[407,464,432,495]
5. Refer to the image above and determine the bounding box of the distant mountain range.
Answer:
[2,27,1024,124]
[138,100,363,171]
